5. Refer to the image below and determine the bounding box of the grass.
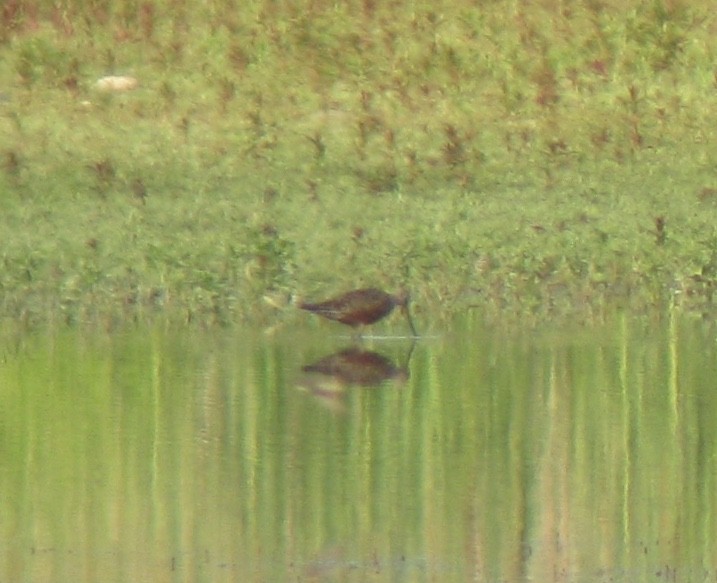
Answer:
[2,0,717,328]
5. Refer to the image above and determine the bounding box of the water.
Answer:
[1,310,716,582]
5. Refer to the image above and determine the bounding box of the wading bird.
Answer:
[299,287,417,336]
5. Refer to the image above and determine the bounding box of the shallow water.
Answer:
[1,311,716,582]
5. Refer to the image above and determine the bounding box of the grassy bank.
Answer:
[1,0,717,327]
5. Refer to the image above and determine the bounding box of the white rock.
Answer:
[95,76,139,92]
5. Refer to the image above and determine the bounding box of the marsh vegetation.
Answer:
[1,0,717,327]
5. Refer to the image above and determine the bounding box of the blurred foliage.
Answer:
[0,0,716,326]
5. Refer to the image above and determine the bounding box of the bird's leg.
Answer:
[352,325,365,342]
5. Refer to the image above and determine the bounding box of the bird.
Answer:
[299,287,417,336]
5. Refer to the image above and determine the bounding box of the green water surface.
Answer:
[0,310,715,582]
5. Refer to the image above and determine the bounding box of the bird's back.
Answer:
[300,288,396,327]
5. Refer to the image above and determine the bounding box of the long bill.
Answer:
[402,304,418,337]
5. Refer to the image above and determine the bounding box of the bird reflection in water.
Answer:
[304,347,409,386]
[297,344,415,412]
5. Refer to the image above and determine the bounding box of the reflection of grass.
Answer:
[1,314,715,580]
[1,1,717,325]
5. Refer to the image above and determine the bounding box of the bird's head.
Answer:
[393,288,410,309]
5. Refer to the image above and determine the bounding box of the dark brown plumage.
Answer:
[299,287,417,335]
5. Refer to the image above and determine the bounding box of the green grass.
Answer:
[2,0,717,327]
